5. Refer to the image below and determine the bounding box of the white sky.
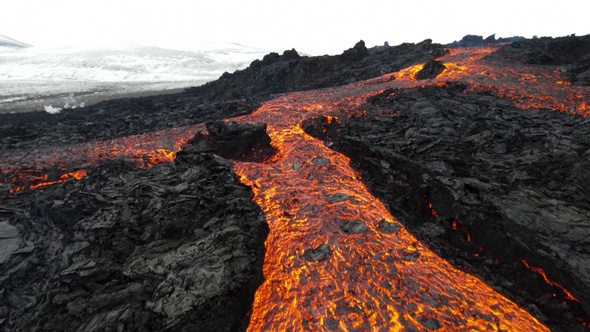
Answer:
[1,0,588,55]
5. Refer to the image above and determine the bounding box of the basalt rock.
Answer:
[489,34,590,86]
[340,40,369,63]
[303,83,590,330]
[414,60,446,80]
[0,153,268,332]
[185,121,276,162]
[187,39,447,101]
[0,97,261,151]
[447,34,525,47]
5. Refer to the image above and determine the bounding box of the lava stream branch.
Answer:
[227,46,590,330]
[1,124,205,192]
[234,108,547,331]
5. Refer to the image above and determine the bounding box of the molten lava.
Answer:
[521,259,579,302]
[1,125,203,191]
[2,46,589,330]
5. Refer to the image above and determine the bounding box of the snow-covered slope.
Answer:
[0,40,275,113]
[0,35,31,49]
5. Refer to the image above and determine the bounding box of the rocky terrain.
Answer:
[303,82,590,330]
[188,39,447,101]
[446,34,526,47]
[489,34,590,86]
[0,151,268,331]
[0,95,261,151]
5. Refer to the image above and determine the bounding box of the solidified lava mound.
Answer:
[187,39,447,101]
[302,83,590,330]
[185,121,277,162]
[0,153,268,331]
[489,34,590,86]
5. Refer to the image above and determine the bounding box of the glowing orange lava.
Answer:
[230,57,558,329]
[521,259,579,302]
[2,125,203,191]
[229,46,586,330]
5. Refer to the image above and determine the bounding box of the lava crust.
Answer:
[0,153,268,331]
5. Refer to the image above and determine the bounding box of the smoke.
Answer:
[63,93,85,109]
[44,93,86,114]
[43,105,62,114]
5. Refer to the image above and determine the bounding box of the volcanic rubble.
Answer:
[187,39,447,101]
[0,150,268,331]
[489,34,590,86]
[302,82,590,330]
[0,95,261,151]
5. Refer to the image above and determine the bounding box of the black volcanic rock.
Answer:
[303,83,590,330]
[304,244,331,262]
[340,40,369,62]
[447,34,525,47]
[185,121,276,162]
[2,34,589,331]
[490,34,590,86]
[0,97,261,151]
[414,60,446,80]
[187,39,447,101]
[282,48,301,61]
[0,153,268,331]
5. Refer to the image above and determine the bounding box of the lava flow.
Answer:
[2,46,589,330]
[1,124,204,192]
[231,47,566,331]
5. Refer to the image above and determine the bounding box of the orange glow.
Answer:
[393,63,425,81]
[2,125,202,192]
[437,62,468,79]
[324,115,339,124]
[428,202,438,217]
[64,169,87,180]
[521,259,579,302]
[224,48,573,328]
[451,220,472,242]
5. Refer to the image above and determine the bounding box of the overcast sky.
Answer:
[1,0,588,55]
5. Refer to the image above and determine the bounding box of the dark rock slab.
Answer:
[490,34,590,86]
[326,193,352,203]
[0,221,21,265]
[304,244,331,262]
[311,157,331,165]
[341,220,367,234]
[185,121,276,162]
[414,60,446,80]
[0,152,268,332]
[377,219,401,234]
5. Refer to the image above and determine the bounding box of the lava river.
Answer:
[2,46,589,330]
[232,47,563,331]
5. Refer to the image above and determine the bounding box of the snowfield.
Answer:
[0,40,274,113]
